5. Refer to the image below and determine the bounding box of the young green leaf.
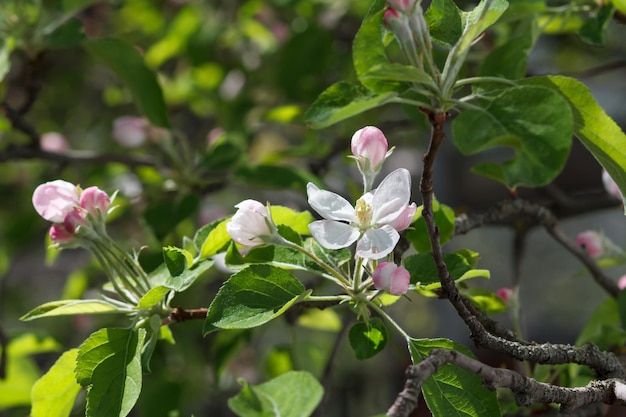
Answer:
[76,328,146,417]
[163,246,192,277]
[404,252,490,291]
[228,371,323,417]
[198,219,231,258]
[31,349,81,417]
[304,81,397,129]
[349,318,388,360]
[20,299,129,321]
[407,199,455,253]
[521,75,626,210]
[136,286,171,309]
[462,288,507,314]
[578,5,614,46]
[425,0,463,47]
[453,85,573,189]
[83,38,170,128]
[410,338,501,417]
[203,264,306,334]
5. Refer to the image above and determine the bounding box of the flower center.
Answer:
[355,197,372,228]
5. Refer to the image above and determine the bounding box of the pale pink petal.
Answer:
[602,169,623,201]
[389,203,417,231]
[618,275,626,290]
[308,220,360,249]
[575,231,603,258]
[356,225,399,259]
[49,224,74,244]
[80,186,111,216]
[32,180,79,223]
[307,183,356,222]
[371,169,411,225]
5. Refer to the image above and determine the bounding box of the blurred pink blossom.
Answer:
[496,287,513,303]
[40,132,69,152]
[112,116,148,148]
[575,231,603,258]
[32,180,79,223]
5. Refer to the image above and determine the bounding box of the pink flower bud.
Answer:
[32,180,79,223]
[112,116,148,148]
[49,223,74,244]
[575,231,604,258]
[64,209,86,233]
[40,132,69,152]
[373,262,410,296]
[80,186,111,216]
[389,203,417,231]
[351,126,388,170]
[619,275,626,290]
[226,200,276,247]
[496,287,513,303]
[602,169,623,201]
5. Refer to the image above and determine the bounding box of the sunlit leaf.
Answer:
[31,349,81,417]
[349,318,388,360]
[228,371,323,417]
[21,299,129,321]
[204,265,306,334]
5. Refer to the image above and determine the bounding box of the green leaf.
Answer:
[463,288,507,314]
[31,349,81,417]
[477,28,535,81]
[44,18,86,49]
[270,206,315,235]
[452,85,573,189]
[83,38,170,128]
[20,299,129,321]
[162,258,215,292]
[204,265,306,334]
[201,140,242,172]
[349,318,388,360]
[579,5,614,45]
[228,371,323,417]
[0,37,15,84]
[521,75,626,210]
[615,0,626,16]
[407,199,455,253]
[404,252,490,291]
[361,63,435,86]
[76,328,146,417]
[353,5,400,93]
[409,338,502,417]
[0,334,61,409]
[425,0,463,47]
[198,219,231,258]
[163,246,192,277]
[137,286,171,309]
[304,81,397,129]
[576,297,626,350]
[234,164,321,191]
[62,0,101,13]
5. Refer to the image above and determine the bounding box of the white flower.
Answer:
[307,168,414,260]
[226,200,277,247]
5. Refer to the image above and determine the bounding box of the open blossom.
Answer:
[226,200,278,247]
[575,231,603,258]
[32,180,80,223]
[373,262,410,295]
[307,168,414,260]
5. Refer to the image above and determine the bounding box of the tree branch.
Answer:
[0,145,157,168]
[388,349,626,417]
[454,198,619,297]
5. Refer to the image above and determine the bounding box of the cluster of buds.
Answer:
[32,180,111,246]
[33,180,150,304]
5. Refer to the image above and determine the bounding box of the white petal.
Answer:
[356,225,399,260]
[307,183,356,222]
[308,220,360,249]
[371,168,411,225]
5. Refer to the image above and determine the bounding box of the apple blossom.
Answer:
[373,262,410,295]
[40,132,69,152]
[32,180,79,223]
[63,209,86,234]
[49,223,74,244]
[496,287,513,304]
[112,116,148,148]
[619,275,626,291]
[602,169,623,201]
[575,231,603,258]
[226,200,279,247]
[307,168,414,260]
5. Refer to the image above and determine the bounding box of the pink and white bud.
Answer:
[112,116,148,148]
[373,262,410,296]
[63,209,86,234]
[49,223,74,244]
[389,203,417,231]
[226,200,277,247]
[32,180,80,223]
[80,186,111,216]
[40,132,69,152]
[351,126,389,170]
[496,287,513,304]
[575,231,604,258]
[602,169,623,201]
